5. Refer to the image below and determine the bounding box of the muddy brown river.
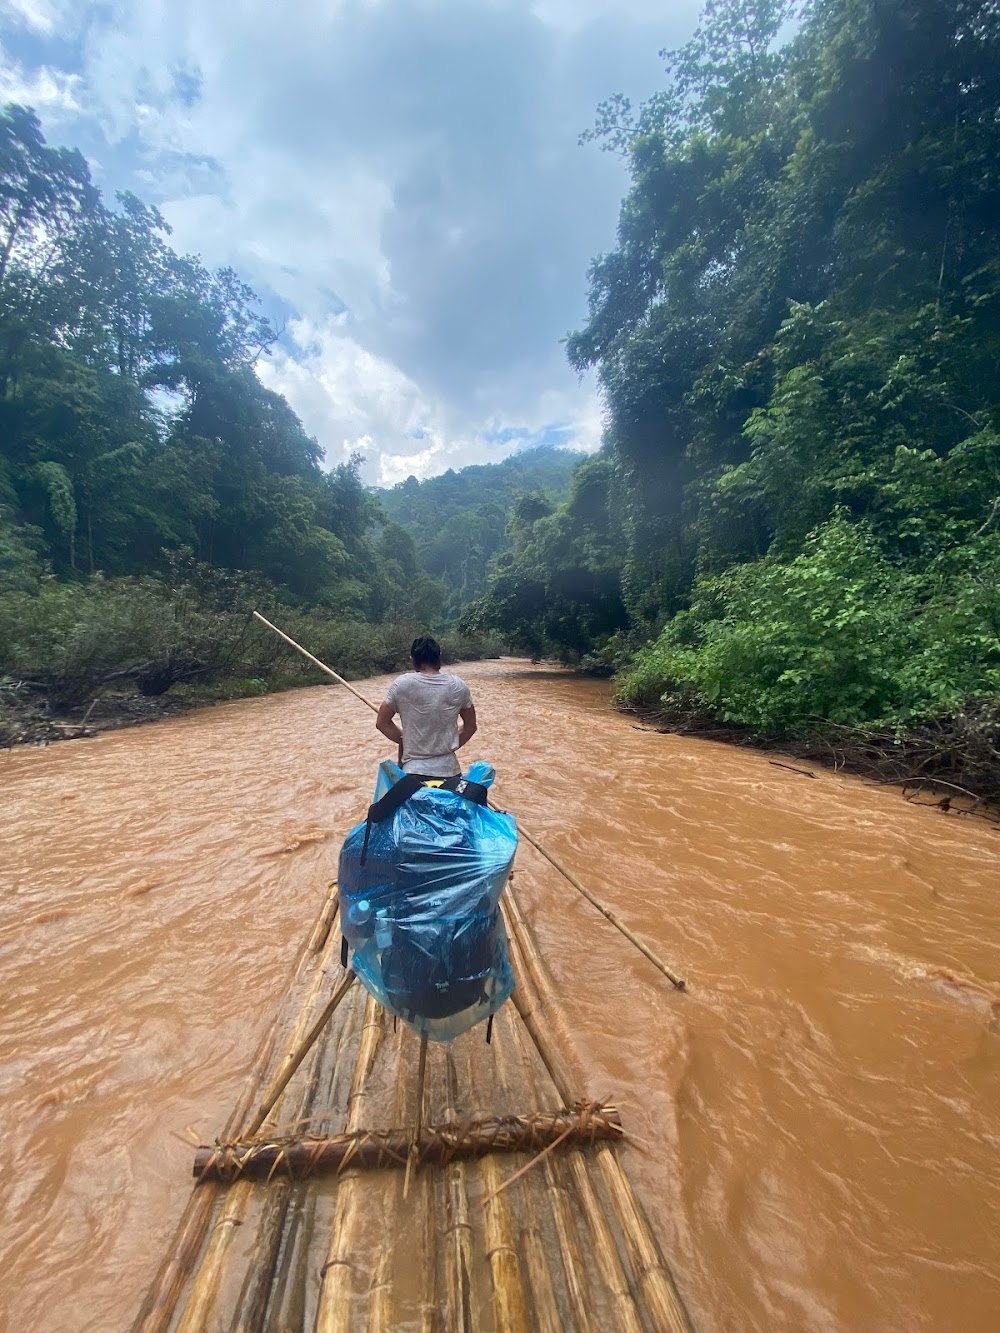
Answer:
[1,661,998,1332]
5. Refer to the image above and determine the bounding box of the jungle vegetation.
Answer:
[464,0,1000,797]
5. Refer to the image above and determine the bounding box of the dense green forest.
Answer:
[465,0,1000,798]
[379,446,581,617]
[0,105,526,737]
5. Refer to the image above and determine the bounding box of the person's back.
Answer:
[376,636,477,777]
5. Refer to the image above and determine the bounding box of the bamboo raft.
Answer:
[133,876,693,1331]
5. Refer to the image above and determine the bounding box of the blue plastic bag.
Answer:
[338,761,517,1041]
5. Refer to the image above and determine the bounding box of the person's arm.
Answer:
[376,702,403,747]
[456,704,477,749]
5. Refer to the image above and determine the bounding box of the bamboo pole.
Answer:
[227,962,346,1333]
[462,1032,536,1333]
[366,1027,409,1333]
[507,916,644,1333]
[175,914,348,1333]
[522,1221,568,1333]
[251,612,688,991]
[265,987,366,1331]
[314,995,386,1333]
[252,610,379,713]
[506,881,694,1333]
[194,1106,621,1180]
[441,1048,479,1333]
[566,1151,645,1333]
[502,983,598,1333]
[242,968,357,1140]
[404,1032,429,1199]
[131,879,340,1333]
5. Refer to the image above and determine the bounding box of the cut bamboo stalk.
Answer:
[314,995,386,1333]
[504,907,579,1107]
[366,1027,409,1333]
[227,1177,291,1333]
[440,1048,479,1333]
[419,1169,438,1333]
[131,880,340,1333]
[471,1025,532,1333]
[507,877,694,1333]
[227,960,342,1333]
[307,883,341,954]
[567,1151,645,1333]
[597,1147,694,1333]
[252,611,377,713]
[242,968,356,1139]
[507,895,652,1331]
[194,1108,624,1181]
[175,920,347,1333]
[504,982,598,1333]
[265,985,366,1332]
[521,1223,563,1333]
[404,1032,429,1199]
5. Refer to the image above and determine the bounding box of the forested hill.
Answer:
[0,104,501,735]
[379,446,582,616]
[465,0,1000,802]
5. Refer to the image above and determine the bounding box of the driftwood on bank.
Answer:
[195,1104,623,1181]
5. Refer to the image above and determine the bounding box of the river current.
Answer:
[1,661,997,1331]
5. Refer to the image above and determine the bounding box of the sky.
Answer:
[0,0,703,485]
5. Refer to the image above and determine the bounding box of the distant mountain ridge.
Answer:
[378,444,585,616]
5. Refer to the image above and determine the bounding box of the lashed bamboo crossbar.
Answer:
[194,1104,623,1181]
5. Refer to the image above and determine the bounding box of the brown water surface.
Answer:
[1,661,998,1331]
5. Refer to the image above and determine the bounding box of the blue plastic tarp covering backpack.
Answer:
[338,760,517,1041]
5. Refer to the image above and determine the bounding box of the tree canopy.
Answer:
[470,0,1000,751]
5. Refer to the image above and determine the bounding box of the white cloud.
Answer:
[0,0,77,36]
[0,46,83,118]
[2,0,694,479]
[259,313,602,486]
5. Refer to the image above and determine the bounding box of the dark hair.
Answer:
[410,635,442,668]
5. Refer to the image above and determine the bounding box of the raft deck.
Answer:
[133,878,693,1332]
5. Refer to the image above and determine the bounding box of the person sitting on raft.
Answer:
[376,635,478,779]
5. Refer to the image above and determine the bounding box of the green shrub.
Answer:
[618,515,1000,732]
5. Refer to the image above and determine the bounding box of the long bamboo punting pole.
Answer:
[251,612,687,990]
[514,825,686,989]
[131,880,341,1333]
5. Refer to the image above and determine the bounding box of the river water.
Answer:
[1,660,998,1332]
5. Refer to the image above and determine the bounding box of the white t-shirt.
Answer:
[385,671,474,776]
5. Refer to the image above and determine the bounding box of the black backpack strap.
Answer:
[359,773,488,864]
[367,773,427,823]
[360,773,426,865]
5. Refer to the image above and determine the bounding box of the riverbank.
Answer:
[624,697,1000,824]
[0,675,320,748]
